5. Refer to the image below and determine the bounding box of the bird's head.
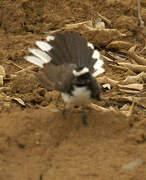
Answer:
[72,66,91,87]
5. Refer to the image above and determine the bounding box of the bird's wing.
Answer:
[37,63,76,92]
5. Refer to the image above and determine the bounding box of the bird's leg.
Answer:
[80,107,87,126]
[62,102,67,118]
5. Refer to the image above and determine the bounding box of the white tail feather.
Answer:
[87,42,94,49]
[24,56,44,68]
[91,50,105,76]
[93,59,104,70]
[92,68,105,77]
[28,48,51,63]
[35,41,52,52]
[92,50,100,59]
[92,50,105,77]
[46,35,55,41]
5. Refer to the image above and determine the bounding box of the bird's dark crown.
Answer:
[75,66,85,72]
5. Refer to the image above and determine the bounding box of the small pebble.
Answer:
[122,158,144,171]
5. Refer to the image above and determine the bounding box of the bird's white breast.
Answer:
[61,86,91,105]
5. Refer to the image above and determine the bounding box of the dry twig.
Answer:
[118,62,146,72]
[96,12,112,27]
[15,65,38,74]
[122,98,135,117]
[123,73,144,84]
[119,89,140,94]
[89,103,114,112]
[109,64,128,71]
[140,45,146,53]
[97,76,119,86]
[127,46,146,65]
[110,96,146,108]
[101,55,114,62]
[137,0,145,28]
[6,61,23,70]
[118,83,143,91]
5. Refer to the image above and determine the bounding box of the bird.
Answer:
[24,31,105,124]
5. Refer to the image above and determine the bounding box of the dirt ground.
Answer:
[0,0,146,179]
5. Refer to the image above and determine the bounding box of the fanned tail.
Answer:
[24,31,105,77]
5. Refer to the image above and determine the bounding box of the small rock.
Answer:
[94,21,105,29]
[122,158,144,171]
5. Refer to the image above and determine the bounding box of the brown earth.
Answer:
[0,0,146,179]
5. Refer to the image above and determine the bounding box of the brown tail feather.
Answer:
[48,31,95,70]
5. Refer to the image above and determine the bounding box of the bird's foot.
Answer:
[80,111,87,126]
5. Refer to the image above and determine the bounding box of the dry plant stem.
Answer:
[89,103,111,112]
[137,0,145,28]
[108,51,127,62]
[0,75,3,85]
[126,99,135,117]
[6,61,23,70]
[123,73,144,84]
[118,83,143,91]
[0,87,11,92]
[128,52,146,66]
[107,41,133,51]
[110,96,146,108]
[97,12,112,27]
[140,45,146,53]
[121,99,135,117]
[129,45,137,52]
[0,65,5,76]
[119,89,140,94]
[128,46,146,65]
[142,72,146,81]
[65,21,92,29]
[11,97,25,106]
[106,77,119,86]
[105,52,118,61]
[96,76,119,86]
[97,76,119,86]
[15,65,36,74]
[101,55,114,62]
[126,69,137,76]
[118,62,146,72]
[109,64,128,71]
